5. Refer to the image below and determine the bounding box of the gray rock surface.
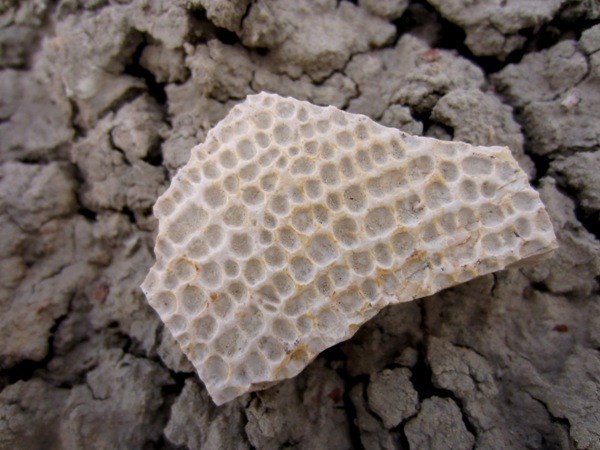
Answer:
[493,37,600,155]
[426,0,567,58]
[0,1,598,449]
[367,368,418,429]
[405,397,475,450]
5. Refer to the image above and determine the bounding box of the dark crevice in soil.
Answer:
[125,42,167,106]
[396,1,508,74]
[574,208,600,241]
[320,345,365,450]
[122,206,137,224]
[528,153,551,186]
[341,370,366,450]
[144,139,165,167]
[411,342,478,440]
[0,295,74,390]
[397,0,599,78]
[214,26,241,46]
[78,207,98,221]
[553,181,600,242]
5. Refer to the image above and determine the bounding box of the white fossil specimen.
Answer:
[141,92,557,405]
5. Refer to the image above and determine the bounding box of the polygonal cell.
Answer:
[187,237,209,259]
[278,226,300,252]
[373,243,393,268]
[316,307,338,333]
[187,343,208,365]
[370,143,388,165]
[167,204,207,243]
[199,262,222,289]
[204,184,226,208]
[463,156,493,175]
[264,245,286,268]
[272,318,297,343]
[304,179,322,199]
[365,206,395,237]
[300,123,315,139]
[439,161,459,182]
[316,274,334,297]
[283,289,311,317]
[395,194,426,225]
[333,217,359,248]
[320,162,340,186]
[460,179,478,202]
[227,281,247,302]
[241,186,264,205]
[246,351,269,379]
[513,192,537,211]
[343,185,367,213]
[155,197,175,217]
[239,305,265,338]
[330,265,350,288]
[424,181,452,209]
[273,271,294,298]
[166,314,187,336]
[481,181,498,198]
[214,327,244,358]
[336,131,355,149]
[304,141,318,155]
[421,222,441,243]
[203,355,229,385]
[244,258,266,286]
[224,205,246,227]
[223,174,239,193]
[313,204,329,225]
[202,161,220,179]
[276,100,295,119]
[259,148,279,167]
[170,258,195,282]
[236,139,256,160]
[480,203,504,227]
[180,284,205,315]
[260,173,278,192]
[289,256,315,284]
[296,315,312,334]
[253,111,273,129]
[193,314,217,341]
[205,225,224,248]
[258,336,285,362]
[391,232,415,258]
[212,293,233,319]
[349,251,375,276]
[230,233,253,258]
[269,194,290,216]
[150,291,177,317]
[240,163,260,182]
[337,290,363,313]
[273,123,293,145]
[291,157,315,175]
[256,132,270,148]
[340,157,356,179]
[308,234,339,266]
[408,155,434,181]
[219,149,238,169]
[259,229,273,246]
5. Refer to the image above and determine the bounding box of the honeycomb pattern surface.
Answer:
[141,92,557,405]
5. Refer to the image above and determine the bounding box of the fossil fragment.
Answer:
[141,92,557,405]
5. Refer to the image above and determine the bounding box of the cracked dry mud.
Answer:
[0,1,598,449]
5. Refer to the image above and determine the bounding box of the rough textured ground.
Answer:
[0,1,599,449]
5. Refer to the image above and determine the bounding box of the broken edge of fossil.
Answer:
[141,92,557,405]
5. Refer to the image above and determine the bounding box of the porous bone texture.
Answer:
[141,92,557,405]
